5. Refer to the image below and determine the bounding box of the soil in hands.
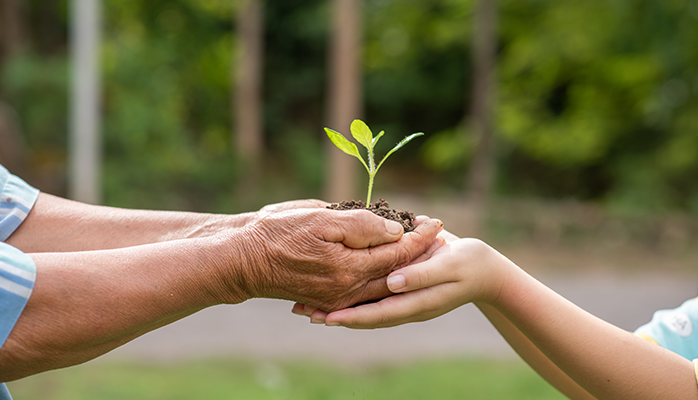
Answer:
[327,198,416,233]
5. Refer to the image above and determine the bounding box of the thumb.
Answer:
[386,242,452,293]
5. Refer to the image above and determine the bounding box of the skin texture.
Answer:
[0,194,443,381]
[297,229,698,400]
[6,194,327,253]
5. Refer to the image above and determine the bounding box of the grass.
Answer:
[7,358,565,400]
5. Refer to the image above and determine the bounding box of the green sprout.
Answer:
[325,119,424,207]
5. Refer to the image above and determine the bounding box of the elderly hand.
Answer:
[219,208,443,312]
[292,228,509,327]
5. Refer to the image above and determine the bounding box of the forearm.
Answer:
[476,302,595,399]
[6,193,256,252]
[490,264,698,399]
[0,236,248,381]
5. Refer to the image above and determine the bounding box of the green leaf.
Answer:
[350,119,374,150]
[372,130,385,146]
[324,127,369,171]
[376,132,424,172]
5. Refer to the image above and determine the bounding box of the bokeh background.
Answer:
[2,0,698,399]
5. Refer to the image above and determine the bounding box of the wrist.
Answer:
[485,255,529,312]
[189,212,257,237]
[468,242,521,308]
[201,228,266,305]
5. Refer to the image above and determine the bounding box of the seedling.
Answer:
[325,119,424,207]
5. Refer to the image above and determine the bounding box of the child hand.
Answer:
[300,237,510,329]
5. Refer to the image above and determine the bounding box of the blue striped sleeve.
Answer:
[0,165,38,399]
[0,243,35,349]
[0,165,39,242]
[0,383,11,400]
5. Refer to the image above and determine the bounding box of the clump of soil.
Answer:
[327,198,416,233]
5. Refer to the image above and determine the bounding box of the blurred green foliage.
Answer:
[1,0,697,214]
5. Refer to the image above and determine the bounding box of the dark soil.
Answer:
[327,198,416,233]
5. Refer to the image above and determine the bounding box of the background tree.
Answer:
[233,0,264,203]
[324,0,362,202]
[69,0,102,205]
[234,0,264,168]
[0,0,25,63]
[0,0,28,175]
[466,0,498,235]
[0,0,696,221]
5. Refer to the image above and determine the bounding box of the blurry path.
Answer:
[98,270,698,366]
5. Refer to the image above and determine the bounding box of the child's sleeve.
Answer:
[634,298,698,360]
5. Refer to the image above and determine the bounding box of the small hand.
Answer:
[296,236,509,329]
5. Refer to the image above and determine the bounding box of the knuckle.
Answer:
[467,238,490,258]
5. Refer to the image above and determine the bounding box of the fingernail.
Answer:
[326,321,340,327]
[387,274,406,292]
[385,220,403,235]
[310,318,324,324]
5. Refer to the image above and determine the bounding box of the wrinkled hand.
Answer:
[295,229,509,328]
[227,208,443,312]
[291,219,452,321]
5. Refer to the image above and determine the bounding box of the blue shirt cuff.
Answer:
[0,243,36,350]
[0,165,39,242]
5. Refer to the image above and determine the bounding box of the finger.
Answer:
[438,229,460,243]
[291,302,306,316]
[405,236,447,266]
[291,302,318,317]
[303,303,319,316]
[325,298,410,329]
[413,215,430,226]
[321,209,405,248]
[342,275,392,310]
[325,284,457,329]
[362,218,443,278]
[309,308,328,324]
[386,245,455,293]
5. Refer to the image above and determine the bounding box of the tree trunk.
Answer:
[466,0,498,235]
[0,0,27,175]
[324,0,362,202]
[233,0,264,207]
[0,102,27,174]
[0,0,25,61]
[69,0,102,205]
[234,0,263,165]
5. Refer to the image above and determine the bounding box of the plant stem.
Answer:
[366,174,375,207]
